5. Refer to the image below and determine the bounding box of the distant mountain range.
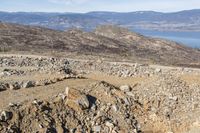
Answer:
[0,9,200,31]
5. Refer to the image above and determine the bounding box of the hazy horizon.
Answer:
[0,0,200,13]
[0,9,200,14]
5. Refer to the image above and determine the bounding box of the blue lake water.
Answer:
[133,29,200,48]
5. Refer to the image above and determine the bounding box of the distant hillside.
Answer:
[1,22,200,66]
[0,9,200,31]
[0,12,107,31]
[88,9,200,31]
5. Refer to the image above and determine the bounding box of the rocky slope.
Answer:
[1,54,200,133]
[95,25,200,66]
[0,22,128,56]
[0,22,200,67]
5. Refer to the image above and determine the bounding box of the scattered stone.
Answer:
[155,68,161,73]
[23,81,36,88]
[0,55,200,133]
[0,111,13,122]
[105,121,114,128]
[7,83,14,90]
[8,102,21,108]
[12,82,21,90]
[112,104,119,112]
[0,84,7,91]
[119,85,131,92]
[56,123,64,133]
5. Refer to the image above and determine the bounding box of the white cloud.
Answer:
[48,0,89,5]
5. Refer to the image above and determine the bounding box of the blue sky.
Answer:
[0,0,200,13]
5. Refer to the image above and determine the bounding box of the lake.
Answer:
[133,29,200,48]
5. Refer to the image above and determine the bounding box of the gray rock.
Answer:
[12,82,21,90]
[124,98,131,105]
[0,111,13,121]
[119,85,131,92]
[23,81,36,88]
[0,84,7,91]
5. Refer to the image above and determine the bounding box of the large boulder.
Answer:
[65,87,90,112]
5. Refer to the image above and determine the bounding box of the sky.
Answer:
[0,0,200,13]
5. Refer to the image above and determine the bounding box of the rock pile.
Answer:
[0,56,81,92]
[0,68,25,77]
[70,60,165,78]
[0,74,83,92]
[0,56,71,76]
[0,84,141,133]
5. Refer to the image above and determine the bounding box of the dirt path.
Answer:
[0,72,154,109]
[0,78,93,109]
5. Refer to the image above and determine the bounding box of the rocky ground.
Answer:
[0,54,200,133]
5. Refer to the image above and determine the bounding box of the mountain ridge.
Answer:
[0,9,200,31]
